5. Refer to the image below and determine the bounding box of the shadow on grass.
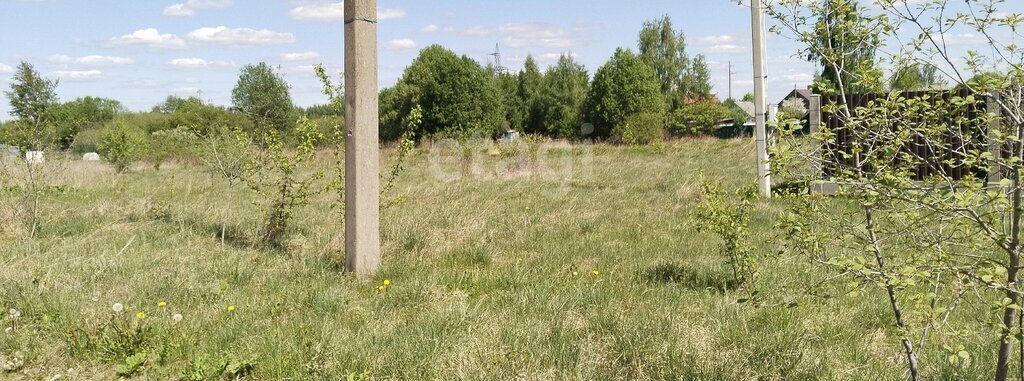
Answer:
[640,262,739,292]
[773,180,809,196]
[152,210,290,254]
[445,246,492,267]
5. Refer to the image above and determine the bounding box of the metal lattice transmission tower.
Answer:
[490,43,509,75]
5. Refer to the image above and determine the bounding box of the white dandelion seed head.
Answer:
[172,313,183,323]
[112,303,124,313]
[4,327,13,335]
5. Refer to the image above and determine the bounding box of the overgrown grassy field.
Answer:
[0,138,1001,379]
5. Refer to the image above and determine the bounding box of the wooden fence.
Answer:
[813,88,998,183]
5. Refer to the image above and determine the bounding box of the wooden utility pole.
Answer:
[344,0,380,274]
[750,0,772,197]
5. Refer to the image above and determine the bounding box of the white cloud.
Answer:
[163,4,193,16]
[107,28,187,49]
[131,79,164,88]
[287,2,405,22]
[384,38,416,51]
[281,51,321,61]
[163,0,232,16]
[467,23,581,49]
[940,32,988,46]
[772,72,814,83]
[708,44,747,54]
[463,26,491,37]
[701,35,736,45]
[378,8,406,19]
[0,63,13,74]
[696,34,747,55]
[498,23,566,39]
[421,24,459,33]
[503,37,574,49]
[169,57,235,69]
[536,52,579,61]
[49,54,133,66]
[52,70,103,81]
[288,2,343,21]
[170,86,201,95]
[286,65,318,75]
[186,26,295,46]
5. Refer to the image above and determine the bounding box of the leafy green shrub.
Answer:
[0,120,34,150]
[779,106,808,123]
[612,112,664,145]
[539,55,589,139]
[71,128,102,154]
[694,181,757,291]
[147,127,197,170]
[670,101,731,135]
[378,45,504,140]
[99,122,146,173]
[584,48,666,138]
[222,116,324,245]
[115,351,148,377]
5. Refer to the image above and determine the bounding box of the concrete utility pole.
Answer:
[728,61,735,100]
[344,0,380,274]
[750,0,772,197]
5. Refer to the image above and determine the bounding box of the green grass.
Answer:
[0,137,1002,379]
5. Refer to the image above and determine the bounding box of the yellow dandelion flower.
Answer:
[227,305,236,312]
[383,279,392,286]
[376,285,385,292]
[158,301,167,308]
[135,312,146,319]
[592,270,600,276]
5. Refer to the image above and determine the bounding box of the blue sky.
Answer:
[0,0,1009,120]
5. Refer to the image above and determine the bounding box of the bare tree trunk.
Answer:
[865,206,920,381]
[995,254,1019,381]
[995,128,1024,381]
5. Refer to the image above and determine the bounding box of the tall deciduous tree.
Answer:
[379,45,503,139]
[889,63,948,92]
[539,54,589,139]
[518,55,545,134]
[51,97,122,148]
[807,0,884,95]
[685,55,713,100]
[584,48,666,138]
[494,70,527,133]
[3,61,58,149]
[638,15,712,109]
[231,62,295,135]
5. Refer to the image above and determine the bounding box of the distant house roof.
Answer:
[778,88,814,108]
[735,101,756,120]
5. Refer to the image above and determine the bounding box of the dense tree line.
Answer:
[0,61,336,169]
[379,15,725,144]
[2,15,734,153]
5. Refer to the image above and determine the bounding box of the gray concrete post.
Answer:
[751,0,772,198]
[344,0,380,275]
[809,94,822,178]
